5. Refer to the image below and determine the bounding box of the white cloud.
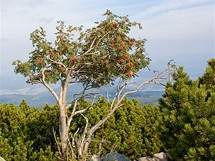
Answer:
[1,0,214,91]
[127,1,214,60]
[0,86,45,95]
[143,4,214,40]
[134,0,214,19]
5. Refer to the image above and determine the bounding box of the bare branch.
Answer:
[41,70,59,102]
[73,107,88,117]
[67,94,96,129]
[121,79,154,97]
[47,57,67,69]
[109,82,126,109]
[72,102,93,117]
[96,31,111,46]
[81,37,97,56]
[68,137,73,157]
[80,113,89,153]
[81,32,111,58]
[90,37,97,49]
[71,127,80,156]
[67,99,78,128]
[110,94,116,109]
[97,136,104,156]
[83,63,175,153]
[72,128,79,145]
[117,82,127,102]
[53,128,62,156]
[83,103,124,154]
[154,80,166,86]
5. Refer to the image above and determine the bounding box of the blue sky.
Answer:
[0,0,214,94]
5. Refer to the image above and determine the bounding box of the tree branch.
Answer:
[67,99,78,129]
[82,37,97,56]
[41,70,59,102]
[71,128,80,148]
[82,63,175,153]
[47,57,67,69]
[53,128,62,156]
[82,31,111,57]
[80,113,89,154]
[67,94,96,129]
[96,31,111,46]
[62,69,72,104]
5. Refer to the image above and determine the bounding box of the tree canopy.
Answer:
[13,10,149,88]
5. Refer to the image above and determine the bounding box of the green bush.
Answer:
[79,98,163,159]
[0,98,163,160]
[0,100,58,161]
[158,59,215,160]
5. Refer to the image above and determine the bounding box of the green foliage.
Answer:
[13,10,150,88]
[0,100,58,161]
[158,59,215,160]
[0,98,163,160]
[199,58,215,90]
[71,98,163,159]
[25,103,59,152]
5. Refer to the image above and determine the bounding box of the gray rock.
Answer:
[102,152,131,161]
[153,152,167,161]
[138,152,167,161]
[138,156,154,161]
[89,154,101,161]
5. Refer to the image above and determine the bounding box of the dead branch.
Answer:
[67,94,96,135]
[81,62,175,154]
[53,128,62,156]
[80,113,89,155]
[71,128,80,148]
[67,99,78,129]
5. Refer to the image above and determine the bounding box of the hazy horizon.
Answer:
[1,0,214,96]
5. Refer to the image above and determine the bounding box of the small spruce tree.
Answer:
[158,59,215,160]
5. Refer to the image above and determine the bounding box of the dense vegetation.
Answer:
[0,99,162,160]
[158,58,215,160]
[0,59,214,160]
[0,100,59,161]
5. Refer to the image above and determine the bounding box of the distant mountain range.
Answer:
[0,84,165,107]
[1,56,209,107]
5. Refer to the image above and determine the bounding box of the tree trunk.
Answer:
[59,103,68,157]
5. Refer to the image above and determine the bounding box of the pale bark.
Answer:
[58,70,72,156]
[40,56,174,160]
[59,103,68,155]
[41,70,59,102]
[81,64,174,155]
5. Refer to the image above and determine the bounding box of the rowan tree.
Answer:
[13,10,172,160]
